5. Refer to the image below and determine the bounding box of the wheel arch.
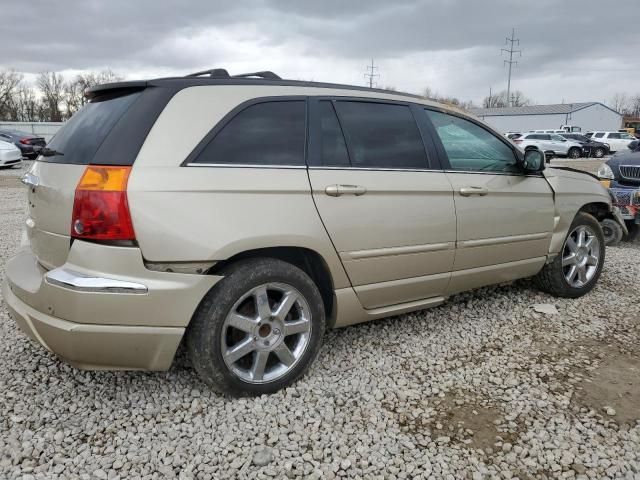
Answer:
[578,201,611,222]
[208,246,336,327]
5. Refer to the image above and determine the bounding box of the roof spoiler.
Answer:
[84,81,148,100]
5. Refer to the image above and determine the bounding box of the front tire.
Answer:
[593,147,605,158]
[568,147,581,159]
[187,258,325,396]
[534,212,605,298]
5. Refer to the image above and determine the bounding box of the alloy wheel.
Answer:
[221,283,312,384]
[562,225,600,288]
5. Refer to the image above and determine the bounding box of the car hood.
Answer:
[0,140,19,151]
[607,150,640,167]
[543,166,600,182]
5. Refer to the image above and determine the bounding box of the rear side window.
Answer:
[334,101,427,169]
[318,101,350,167]
[594,132,605,138]
[608,133,621,139]
[192,101,306,166]
[45,92,141,164]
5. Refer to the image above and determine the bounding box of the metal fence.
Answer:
[0,121,63,142]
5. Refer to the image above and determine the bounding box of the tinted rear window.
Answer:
[44,92,141,164]
[192,101,306,166]
[334,101,427,169]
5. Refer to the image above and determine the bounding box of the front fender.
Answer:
[543,167,612,254]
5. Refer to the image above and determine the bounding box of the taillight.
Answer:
[514,139,523,144]
[19,138,31,145]
[71,166,135,241]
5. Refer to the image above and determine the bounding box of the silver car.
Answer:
[514,133,584,159]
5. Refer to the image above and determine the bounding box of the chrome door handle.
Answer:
[21,172,39,188]
[325,184,367,197]
[459,186,488,197]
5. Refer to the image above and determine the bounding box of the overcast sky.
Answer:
[2,0,639,105]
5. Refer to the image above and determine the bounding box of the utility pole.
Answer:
[501,28,521,107]
[364,59,379,88]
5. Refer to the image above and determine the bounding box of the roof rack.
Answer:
[233,71,281,80]
[185,69,281,80]
[185,68,230,78]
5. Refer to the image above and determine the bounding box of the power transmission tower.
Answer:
[501,28,521,107]
[364,59,379,88]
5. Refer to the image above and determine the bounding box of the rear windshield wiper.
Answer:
[36,147,64,157]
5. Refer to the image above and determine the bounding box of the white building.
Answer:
[469,102,622,133]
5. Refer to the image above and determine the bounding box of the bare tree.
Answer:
[14,85,41,122]
[64,69,123,117]
[0,70,23,120]
[421,86,473,110]
[482,89,531,108]
[608,93,630,114]
[628,95,640,118]
[37,72,65,122]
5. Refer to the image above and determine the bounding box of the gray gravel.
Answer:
[1,168,639,480]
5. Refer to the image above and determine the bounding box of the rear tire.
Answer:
[601,218,623,246]
[534,212,605,298]
[187,257,325,396]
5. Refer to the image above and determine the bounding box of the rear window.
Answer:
[44,92,141,164]
[334,101,427,169]
[192,100,306,166]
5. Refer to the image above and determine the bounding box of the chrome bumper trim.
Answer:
[45,268,148,294]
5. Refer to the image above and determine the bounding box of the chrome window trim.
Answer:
[184,163,307,169]
[307,166,442,173]
[443,169,541,178]
[45,268,148,294]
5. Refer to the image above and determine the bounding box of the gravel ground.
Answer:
[1,165,639,480]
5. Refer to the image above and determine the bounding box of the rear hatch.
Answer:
[26,87,154,270]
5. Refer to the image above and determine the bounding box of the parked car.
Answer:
[529,129,567,134]
[504,132,522,140]
[0,129,46,159]
[559,133,609,158]
[0,139,22,168]
[588,131,636,153]
[2,69,623,396]
[597,150,640,243]
[513,133,584,159]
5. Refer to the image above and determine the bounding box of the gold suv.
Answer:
[2,69,625,395]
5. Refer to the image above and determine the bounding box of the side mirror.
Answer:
[522,149,545,172]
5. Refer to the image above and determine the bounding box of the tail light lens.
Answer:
[19,138,31,145]
[71,166,135,241]
[513,139,523,144]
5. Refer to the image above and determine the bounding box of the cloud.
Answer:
[0,0,638,104]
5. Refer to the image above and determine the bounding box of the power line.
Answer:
[501,28,521,107]
[364,59,379,88]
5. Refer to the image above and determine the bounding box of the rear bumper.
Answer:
[2,240,220,370]
[2,278,183,370]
